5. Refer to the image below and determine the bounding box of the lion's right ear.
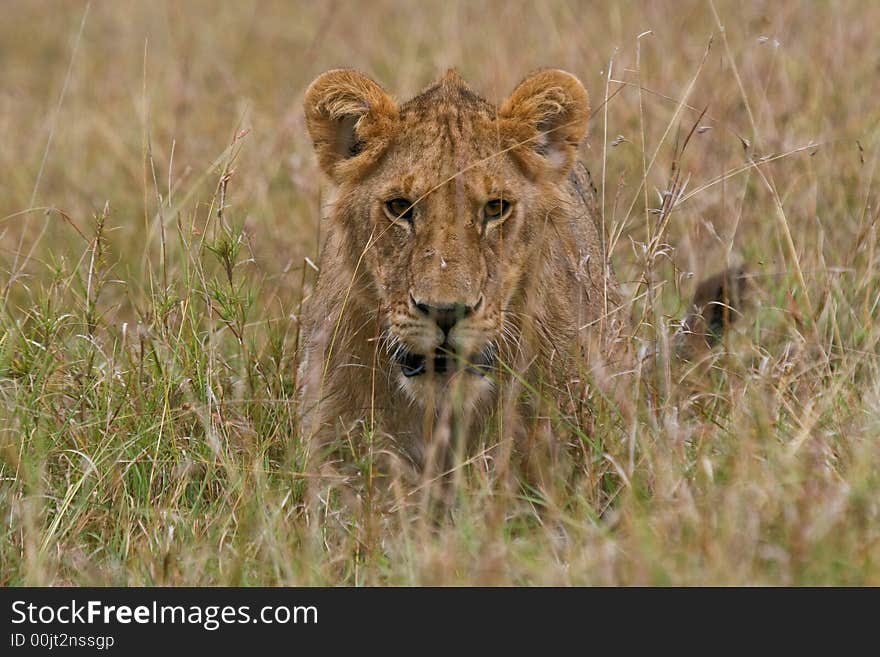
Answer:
[304,69,398,183]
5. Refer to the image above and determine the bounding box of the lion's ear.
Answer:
[304,69,398,183]
[499,69,590,181]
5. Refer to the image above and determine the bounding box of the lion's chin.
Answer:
[396,363,497,408]
[392,341,498,405]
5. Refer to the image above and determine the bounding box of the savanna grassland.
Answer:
[2,0,879,585]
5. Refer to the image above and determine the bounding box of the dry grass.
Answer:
[2,0,879,585]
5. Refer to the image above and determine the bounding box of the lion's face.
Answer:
[305,69,590,398]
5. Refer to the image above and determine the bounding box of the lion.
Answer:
[298,67,746,479]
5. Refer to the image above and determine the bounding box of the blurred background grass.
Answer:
[1,0,879,584]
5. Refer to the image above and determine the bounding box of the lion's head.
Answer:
[304,68,591,401]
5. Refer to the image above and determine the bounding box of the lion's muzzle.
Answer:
[395,342,496,378]
[395,292,494,378]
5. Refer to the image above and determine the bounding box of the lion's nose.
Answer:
[411,295,482,336]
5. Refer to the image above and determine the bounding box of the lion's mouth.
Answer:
[397,343,496,378]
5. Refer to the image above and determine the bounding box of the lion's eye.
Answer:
[384,198,415,223]
[484,199,512,223]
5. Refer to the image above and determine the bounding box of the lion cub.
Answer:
[299,68,744,476]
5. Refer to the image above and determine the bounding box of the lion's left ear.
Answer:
[499,69,590,181]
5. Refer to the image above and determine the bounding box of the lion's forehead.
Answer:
[386,167,506,204]
[374,113,518,203]
[384,98,504,162]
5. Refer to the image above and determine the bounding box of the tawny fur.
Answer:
[299,68,647,475]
